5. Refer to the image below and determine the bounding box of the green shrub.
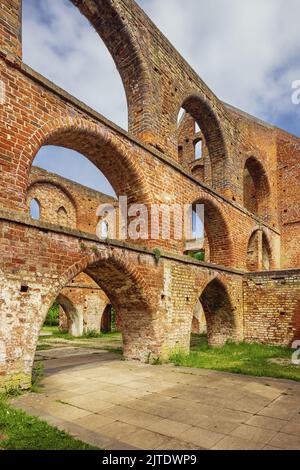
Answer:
[44,303,59,326]
[83,329,102,339]
[111,307,116,332]
[190,251,205,262]
[153,248,162,263]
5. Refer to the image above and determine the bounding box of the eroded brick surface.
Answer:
[244,271,300,345]
[0,0,299,390]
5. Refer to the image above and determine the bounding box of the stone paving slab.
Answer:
[12,348,300,450]
[36,347,105,359]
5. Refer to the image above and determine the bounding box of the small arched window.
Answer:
[177,107,186,126]
[243,156,271,219]
[192,206,204,239]
[246,229,272,272]
[57,206,68,226]
[194,139,202,160]
[101,221,109,239]
[30,199,40,220]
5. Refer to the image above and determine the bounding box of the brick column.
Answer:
[0,0,22,63]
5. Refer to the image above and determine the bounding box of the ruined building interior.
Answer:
[0,0,300,391]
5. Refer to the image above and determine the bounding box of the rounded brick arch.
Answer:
[45,247,159,360]
[193,197,234,267]
[180,95,229,191]
[18,117,153,209]
[246,228,273,272]
[56,292,83,337]
[27,180,78,228]
[29,197,41,220]
[70,0,153,134]
[243,155,271,220]
[28,179,78,212]
[200,277,236,347]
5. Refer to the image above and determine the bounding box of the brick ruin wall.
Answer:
[28,166,118,235]
[28,167,116,334]
[28,169,300,346]
[0,0,300,389]
[58,272,111,336]
[244,271,300,346]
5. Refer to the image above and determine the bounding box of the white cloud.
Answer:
[139,0,300,127]
[22,0,300,193]
[23,0,128,129]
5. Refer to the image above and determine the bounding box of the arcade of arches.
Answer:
[0,0,300,391]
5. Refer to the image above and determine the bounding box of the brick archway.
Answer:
[193,197,234,267]
[21,0,153,138]
[69,0,155,138]
[28,179,78,212]
[0,245,162,389]
[56,292,83,337]
[181,95,229,191]
[246,228,273,272]
[18,117,153,210]
[243,156,271,220]
[101,304,112,333]
[44,248,160,362]
[200,278,236,347]
[27,180,78,229]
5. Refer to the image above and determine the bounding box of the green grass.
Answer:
[44,302,59,327]
[170,334,300,382]
[82,329,103,339]
[36,344,53,351]
[40,325,75,341]
[31,362,45,393]
[80,330,122,340]
[0,396,98,450]
[81,331,121,341]
[38,327,123,355]
[40,326,121,341]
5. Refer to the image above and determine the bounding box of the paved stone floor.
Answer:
[12,348,300,450]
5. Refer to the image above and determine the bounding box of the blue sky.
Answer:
[23,0,300,195]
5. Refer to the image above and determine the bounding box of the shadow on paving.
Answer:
[12,346,300,451]
[35,348,121,375]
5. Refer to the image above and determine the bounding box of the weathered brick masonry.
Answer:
[244,270,300,345]
[0,0,299,390]
[28,167,115,334]
[0,209,244,388]
[58,272,110,337]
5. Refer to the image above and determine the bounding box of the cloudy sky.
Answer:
[22,0,300,195]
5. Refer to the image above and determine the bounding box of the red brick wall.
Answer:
[0,0,300,391]
[0,0,22,63]
[277,130,300,269]
[244,270,300,345]
[59,272,110,336]
[0,55,281,263]
[0,212,244,389]
[28,167,118,235]
[0,0,285,264]
[177,112,211,186]
[0,0,289,207]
